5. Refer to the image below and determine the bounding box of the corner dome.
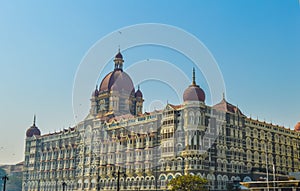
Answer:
[183,85,205,102]
[26,126,41,137]
[99,69,135,93]
[183,68,205,102]
[295,122,300,131]
[26,116,41,137]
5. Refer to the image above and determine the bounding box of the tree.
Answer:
[168,174,208,191]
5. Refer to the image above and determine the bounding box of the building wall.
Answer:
[22,103,300,191]
[23,129,78,191]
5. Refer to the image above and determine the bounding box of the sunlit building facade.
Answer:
[23,51,300,191]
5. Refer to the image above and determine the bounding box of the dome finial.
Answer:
[192,67,196,85]
[222,92,225,100]
[135,84,143,98]
[114,48,124,70]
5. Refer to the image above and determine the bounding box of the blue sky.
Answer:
[0,1,299,164]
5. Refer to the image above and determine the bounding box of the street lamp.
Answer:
[112,167,126,191]
[97,163,109,191]
[1,175,8,191]
[62,181,67,191]
[154,165,160,191]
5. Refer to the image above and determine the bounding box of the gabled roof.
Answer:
[165,104,182,111]
[213,98,243,115]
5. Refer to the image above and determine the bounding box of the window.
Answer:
[246,127,251,136]
[253,129,258,138]
[260,130,265,139]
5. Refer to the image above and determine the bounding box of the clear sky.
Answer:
[0,1,299,164]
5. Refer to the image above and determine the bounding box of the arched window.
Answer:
[247,163,252,172]
[281,145,286,155]
[274,134,279,142]
[245,127,251,136]
[246,138,252,149]
[286,137,290,145]
[223,160,227,171]
[217,175,222,189]
[282,157,286,166]
[267,142,272,152]
[253,129,258,138]
[195,111,201,125]
[260,130,265,139]
[276,155,281,164]
[254,151,259,162]
[261,153,266,164]
[261,141,265,152]
[188,111,194,125]
[253,139,258,149]
[247,150,252,161]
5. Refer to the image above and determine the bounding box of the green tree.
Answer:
[168,174,208,191]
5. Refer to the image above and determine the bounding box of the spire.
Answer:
[222,92,225,100]
[33,114,36,126]
[92,84,99,97]
[192,67,196,85]
[138,84,140,90]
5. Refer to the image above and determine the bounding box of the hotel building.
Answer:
[23,51,300,191]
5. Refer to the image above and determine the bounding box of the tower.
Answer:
[135,85,144,115]
[23,115,41,191]
[182,68,206,153]
[89,50,144,118]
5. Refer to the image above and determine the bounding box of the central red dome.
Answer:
[99,69,135,93]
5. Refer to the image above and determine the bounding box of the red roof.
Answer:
[168,104,182,110]
[213,98,243,115]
